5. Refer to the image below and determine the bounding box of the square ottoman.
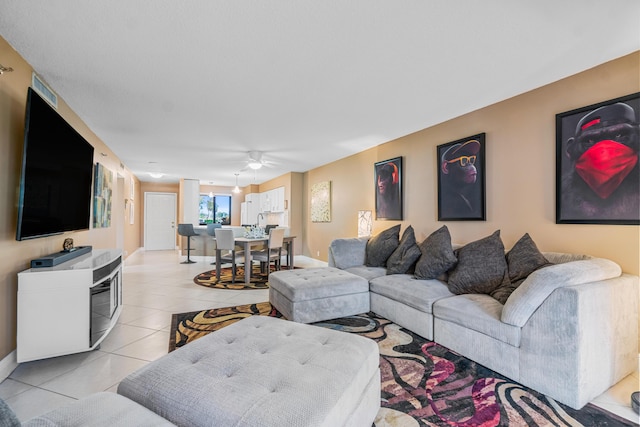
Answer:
[118,316,380,427]
[269,267,370,323]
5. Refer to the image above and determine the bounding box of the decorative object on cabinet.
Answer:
[556,92,639,225]
[310,181,331,222]
[437,134,486,221]
[62,238,74,251]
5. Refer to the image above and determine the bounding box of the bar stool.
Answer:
[177,224,198,264]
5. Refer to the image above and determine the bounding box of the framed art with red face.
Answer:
[437,133,486,221]
[374,157,402,220]
[556,93,639,225]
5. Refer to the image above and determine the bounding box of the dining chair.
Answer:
[251,227,286,274]
[214,228,245,283]
[177,224,199,264]
[206,223,222,264]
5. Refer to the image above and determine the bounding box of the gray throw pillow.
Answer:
[506,233,551,282]
[0,398,20,427]
[365,224,401,267]
[491,233,552,304]
[447,230,509,295]
[414,225,457,280]
[386,226,422,274]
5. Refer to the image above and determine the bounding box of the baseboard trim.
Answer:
[0,350,18,382]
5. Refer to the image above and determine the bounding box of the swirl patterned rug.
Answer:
[193,266,277,290]
[170,303,636,427]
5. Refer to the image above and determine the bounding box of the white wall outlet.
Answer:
[316,251,320,256]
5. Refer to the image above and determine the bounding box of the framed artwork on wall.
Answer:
[437,133,486,221]
[358,210,373,237]
[93,162,113,228]
[375,157,403,220]
[556,92,639,225]
[310,181,331,222]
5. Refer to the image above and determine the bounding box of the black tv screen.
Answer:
[16,88,95,241]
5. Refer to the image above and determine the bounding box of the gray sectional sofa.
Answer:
[328,231,639,410]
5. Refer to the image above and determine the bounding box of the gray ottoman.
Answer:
[21,392,175,426]
[269,267,370,323]
[118,316,380,427]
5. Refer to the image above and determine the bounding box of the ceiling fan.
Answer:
[244,151,272,171]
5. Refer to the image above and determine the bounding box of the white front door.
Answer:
[144,192,177,250]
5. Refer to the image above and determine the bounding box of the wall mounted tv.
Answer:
[16,88,95,241]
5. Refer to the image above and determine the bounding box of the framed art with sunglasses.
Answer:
[556,92,639,225]
[437,133,486,221]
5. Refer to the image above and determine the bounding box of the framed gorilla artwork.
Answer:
[374,157,403,220]
[437,133,486,221]
[556,92,639,225]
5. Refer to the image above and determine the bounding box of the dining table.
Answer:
[215,235,296,284]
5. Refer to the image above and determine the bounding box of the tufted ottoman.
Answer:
[269,267,370,323]
[117,315,380,427]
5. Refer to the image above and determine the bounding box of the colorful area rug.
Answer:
[193,266,279,290]
[170,303,636,427]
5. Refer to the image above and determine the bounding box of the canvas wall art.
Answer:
[358,210,373,237]
[375,157,403,220]
[556,92,639,224]
[93,162,113,228]
[310,181,331,222]
[437,133,486,221]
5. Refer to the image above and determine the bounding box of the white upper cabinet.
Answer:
[260,187,285,212]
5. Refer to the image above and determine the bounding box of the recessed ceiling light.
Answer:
[149,172,163,178]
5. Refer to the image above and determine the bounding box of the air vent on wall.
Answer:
[32,73,58,108]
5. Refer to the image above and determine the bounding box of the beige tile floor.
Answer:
[1,249,638,423]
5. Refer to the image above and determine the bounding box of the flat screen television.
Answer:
[16,88,95,241]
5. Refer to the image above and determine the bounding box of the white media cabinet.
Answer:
[17,249,123,363]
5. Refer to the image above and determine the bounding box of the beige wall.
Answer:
[0,37,142,359]
[305,52,640,276]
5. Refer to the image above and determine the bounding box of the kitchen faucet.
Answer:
[256,213,264,226]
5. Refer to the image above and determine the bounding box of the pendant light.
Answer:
[233,173,241,193]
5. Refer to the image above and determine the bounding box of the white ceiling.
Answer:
[1,1,639,187]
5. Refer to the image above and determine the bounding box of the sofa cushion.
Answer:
[433,294,521,347]
[447,230,509,295]
[386,226,422,274]
[490,233,552,304]
[370,274,453,313]
[329,237,369,269]
[344,266,387,281]
[414,225,458,280]
[366,224,401,267]
[501,257,622,327]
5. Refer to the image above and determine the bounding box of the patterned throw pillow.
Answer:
[365,224,401,267]
[490,233,552,304]
[387,226,422,274]
[447,230,509,295]
[414,225,458,280]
